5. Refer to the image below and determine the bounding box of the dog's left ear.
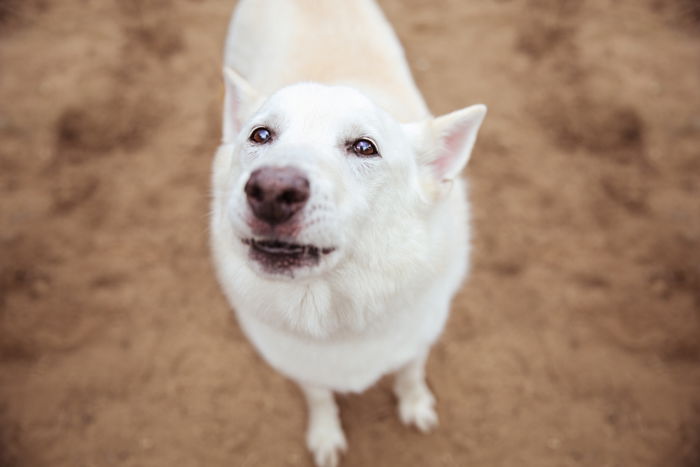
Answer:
[426,104,487,182]
[222,67,261,143]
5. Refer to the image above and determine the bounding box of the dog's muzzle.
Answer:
[241,166,336,275]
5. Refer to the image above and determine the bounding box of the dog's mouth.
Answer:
[243,238,335,274]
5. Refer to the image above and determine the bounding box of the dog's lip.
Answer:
[242,238,336,256]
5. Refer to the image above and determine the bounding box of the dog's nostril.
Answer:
[246,183,264,202]
[278,187,308,205]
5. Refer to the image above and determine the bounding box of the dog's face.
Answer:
[215,71,485,281]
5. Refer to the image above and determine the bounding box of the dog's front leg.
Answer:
[299,383,347,467]
[393,349,439,432]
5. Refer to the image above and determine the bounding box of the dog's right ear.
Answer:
[222,67,260,143]
[404,104,486,200]
[427,104,487,182]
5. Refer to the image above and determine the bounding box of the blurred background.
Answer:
[1,0,699,466]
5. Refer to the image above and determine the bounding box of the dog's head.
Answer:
[214,68,486,281]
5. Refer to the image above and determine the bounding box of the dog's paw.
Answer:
[397,387,438,433]
[307,422,347,467]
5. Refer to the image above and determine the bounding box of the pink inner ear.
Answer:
[431,121,470,177]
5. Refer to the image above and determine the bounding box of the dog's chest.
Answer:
[234,285,452,392]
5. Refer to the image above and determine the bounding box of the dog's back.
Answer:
[224,0,428,120]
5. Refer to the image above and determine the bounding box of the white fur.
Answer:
[210,1,486,465]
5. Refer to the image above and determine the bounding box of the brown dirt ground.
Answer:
[1,0,700,466]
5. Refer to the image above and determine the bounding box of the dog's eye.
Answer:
[351,138,379,157]
[250,127,273,144]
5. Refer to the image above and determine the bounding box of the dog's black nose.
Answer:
[244,167,310,225]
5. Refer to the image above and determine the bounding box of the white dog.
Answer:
[210,1,486,466]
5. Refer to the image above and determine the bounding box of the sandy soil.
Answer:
[1,0,699,466]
